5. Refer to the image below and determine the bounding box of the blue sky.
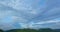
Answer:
[0,0,60,30]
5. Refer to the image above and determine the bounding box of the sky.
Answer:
[0,0,60,30]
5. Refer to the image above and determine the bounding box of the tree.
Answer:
[6,28,38,32]
[0,29,4,32]
[38,28,55,32]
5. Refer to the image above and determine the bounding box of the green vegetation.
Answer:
[0,29,4,32]
[6,29,38,32]
[38,28,55,32]
[0,28,60,32]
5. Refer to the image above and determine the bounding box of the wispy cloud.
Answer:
[0,0,60,30]
[18,19,60,29]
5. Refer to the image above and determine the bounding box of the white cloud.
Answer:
[0,11,13,18]
[12,16,28,23]
[0,0,33,11]
[0,0,60,30]
[17,19,60,29]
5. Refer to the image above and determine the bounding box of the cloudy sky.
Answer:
[0,0,60,30]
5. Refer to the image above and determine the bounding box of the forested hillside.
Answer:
[0,28,60,32]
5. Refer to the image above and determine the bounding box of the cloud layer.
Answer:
[0,0,60,30]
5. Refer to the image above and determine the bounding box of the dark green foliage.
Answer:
[38,28,55,32]
[6,29,38,32]
[6,28,60,32]
[0,29,4,32]
[0,28,60,32]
